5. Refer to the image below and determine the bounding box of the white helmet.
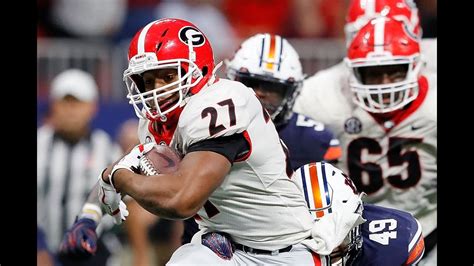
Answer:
[294,162,364,265]
[226,33,304,126]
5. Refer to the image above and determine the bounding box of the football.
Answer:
[139,144,182,176]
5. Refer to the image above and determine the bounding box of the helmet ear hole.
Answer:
[131,74,145,93]
[156,42,163,52]
[202,66,208,76]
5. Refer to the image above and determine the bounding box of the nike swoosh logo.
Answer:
[411,125,423,130]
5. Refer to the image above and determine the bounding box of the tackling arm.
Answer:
[58,164,125,258]
[78,181,103,223]
[57,181,103,258]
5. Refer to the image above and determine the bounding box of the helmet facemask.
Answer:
[124,48,203,121]
[328,223,363,266]
[324,190,364,266]
[225,33,304,126]
[346,54,422,113]
[232,70,301,126]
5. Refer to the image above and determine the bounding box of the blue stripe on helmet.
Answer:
[320,162,332,214]
[300,167,311,210]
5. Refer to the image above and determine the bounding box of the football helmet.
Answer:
[294,162,363,265]
[123,18,216,122]
[345,17,422,113]
[226,33,304,127]
[345,0,421,47]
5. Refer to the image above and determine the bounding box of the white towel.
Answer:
[301,195,366,255]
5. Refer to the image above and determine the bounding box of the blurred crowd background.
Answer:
[37,0,436,139]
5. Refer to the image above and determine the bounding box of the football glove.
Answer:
[110,143,155,179]
[58,217,97,258]
[98,174,129,225]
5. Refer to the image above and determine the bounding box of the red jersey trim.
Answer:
[234,130,252,162]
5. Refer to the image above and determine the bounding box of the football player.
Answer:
[59,18,360,265]
[180,32,343,246]
[226,33,342,170]
[294,0,436,129]
[294,16,436,265]
[294,162,425,265]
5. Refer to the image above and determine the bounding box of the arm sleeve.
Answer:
[187,133,250,164]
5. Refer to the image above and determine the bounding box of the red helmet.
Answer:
[345,0,421,47]
[345,17,422,113]
[123,18,215,121]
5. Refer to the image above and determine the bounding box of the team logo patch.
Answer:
[179,26,206,47]
[344,117,362,134]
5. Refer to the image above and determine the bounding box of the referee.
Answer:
[37,69,121,265]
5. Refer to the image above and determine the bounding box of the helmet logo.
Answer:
[179,26,206,47]
[344,117,362,134]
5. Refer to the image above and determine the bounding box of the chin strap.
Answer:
[207,61,223,86]
[213,61,223,75]
[188,60,223,98]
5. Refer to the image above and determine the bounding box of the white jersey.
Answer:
[294,69,437,236]
[139,78,313,250]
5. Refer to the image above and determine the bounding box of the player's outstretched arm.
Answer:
[58,176,129,257]
[57,163,129,258]
[57,181,103,258]
[105,150,231,220]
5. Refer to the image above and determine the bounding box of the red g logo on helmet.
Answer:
[179,26,206,47]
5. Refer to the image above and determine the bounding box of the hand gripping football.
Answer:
[139,144,182,176]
